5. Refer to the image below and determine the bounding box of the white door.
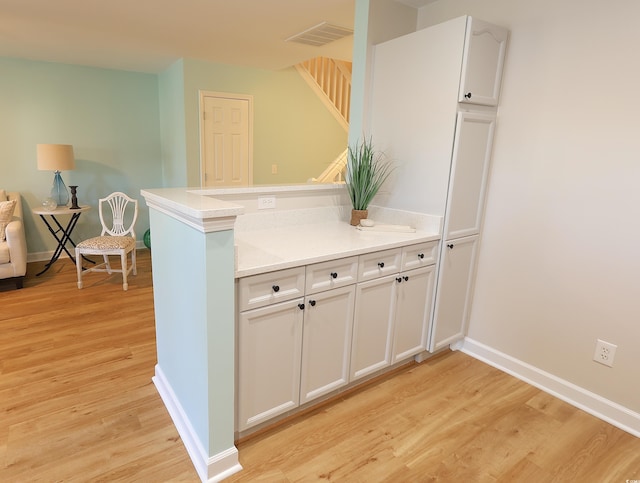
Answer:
[299,285,356,404]
[201,93,252,187]
[350,274,397,381]
[458,16,509,106]
[392,265,436,363]
[428,235,479,352]
[237,298,304,431]
[444,111,496,240]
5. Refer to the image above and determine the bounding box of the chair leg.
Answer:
[132,248,137,276]
[15,277,24,289]
[121,250,128,291]
[104,254,112,274]
[76,248,83,289]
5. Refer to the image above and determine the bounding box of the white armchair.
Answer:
[0,191,27,289]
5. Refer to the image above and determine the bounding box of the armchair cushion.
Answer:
[0,199,17,242]
[0,191,27,285]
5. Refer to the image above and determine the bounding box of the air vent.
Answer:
[286,22,353,47]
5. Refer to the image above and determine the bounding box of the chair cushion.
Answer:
[0,241,9,264]
[77,235,136,251]
[0,199,16,242]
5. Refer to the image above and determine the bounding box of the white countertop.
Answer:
[235,221,440,278]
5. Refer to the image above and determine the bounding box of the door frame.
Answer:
[198,90,254,187]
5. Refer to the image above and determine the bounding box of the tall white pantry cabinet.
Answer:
[370,16,508,351]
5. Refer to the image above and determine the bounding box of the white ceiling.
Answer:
[0,0,361,73]
[0,0,438,74]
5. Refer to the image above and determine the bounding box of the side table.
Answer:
[32,205,95,276]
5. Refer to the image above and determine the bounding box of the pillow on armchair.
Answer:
[0,198,17,242]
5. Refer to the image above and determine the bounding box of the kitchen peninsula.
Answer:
[141,184,442,482]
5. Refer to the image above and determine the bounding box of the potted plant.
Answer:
[346,138,393,226]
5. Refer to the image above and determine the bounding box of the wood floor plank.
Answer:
[2,252,639,482]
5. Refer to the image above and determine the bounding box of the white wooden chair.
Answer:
[75,192,138,291]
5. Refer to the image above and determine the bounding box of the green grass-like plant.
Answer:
[346,138,393,211]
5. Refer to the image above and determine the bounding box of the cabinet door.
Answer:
[299,285,356,404]
[350,274,397,381]
[458,17,508,106]
[392,265,436,363]
[444,112,496,240]
[237,298,304,431]
[428,235,479,352]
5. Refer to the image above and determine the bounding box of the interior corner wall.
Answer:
[0,57,162,255]
[350,0,417,146]
[158,59,189,188]
[415,0,640,413]
[180,58,347,187]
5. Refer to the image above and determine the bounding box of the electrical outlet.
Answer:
[593,339,617,367]
[271,164,278,174]
[257,196,276,210]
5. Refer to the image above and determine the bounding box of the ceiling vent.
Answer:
[286,22,354,47]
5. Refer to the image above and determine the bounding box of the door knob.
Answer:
[447,244,454,249]
[464,92,472,99]
[298,303,305,310]
[309,300,316,307]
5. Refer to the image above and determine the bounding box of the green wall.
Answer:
[0,57,162,254]
[181,58,348,186]
[1,55,349,257]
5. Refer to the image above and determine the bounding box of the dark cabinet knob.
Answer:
[464,92,472,99]
[396,277,403,283]
[298,303,305,310]
[330,272,338,279]
[403,276,409,282]
[447,244,454,249]
[418,253,425,259]
[378,262,385,268]
[309,300,316,307]
[272,285,280,292]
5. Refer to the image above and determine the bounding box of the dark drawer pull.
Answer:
[272,285,280,292]
[330,272,338,279]
[378,262,385,268]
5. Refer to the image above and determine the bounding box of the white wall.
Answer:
[417,0,640,414]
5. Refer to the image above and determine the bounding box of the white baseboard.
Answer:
[459,338,640,437]
[152,365,242,482]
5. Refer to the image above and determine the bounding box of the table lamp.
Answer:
[37,144,76,207]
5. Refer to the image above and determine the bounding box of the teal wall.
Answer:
[182,58,348,185]
[158,59,188,187]
[0,57,162,254]
[150,208,236,456]
[1,55,349,256]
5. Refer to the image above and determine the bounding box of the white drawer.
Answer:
[238,266,305,311]
[358,248,402,282]
[401,241,439,271]
[305,256,358,294]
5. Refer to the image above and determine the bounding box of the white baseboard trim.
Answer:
[152,365,242,482]
[459,338,640,438]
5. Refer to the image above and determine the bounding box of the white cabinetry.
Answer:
[350,242,438,381]
[237,241,439,431]
[237,297,304,431]
[458,17,508,106]
[429,235,479,351]
[237,258,357,431]
[371,15,507,353]
[300,284,355,405]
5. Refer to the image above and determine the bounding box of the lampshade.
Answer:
[37,144,76,172]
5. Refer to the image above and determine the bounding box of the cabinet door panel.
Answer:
[458,17,508,106]
[393,265,436,362]
[351,275,396,381]
[429,235,479,352]
[237,299,304,431]
[444,112,495,240]
[300,285,356,404]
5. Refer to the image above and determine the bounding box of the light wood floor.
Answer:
[2,252,639,482]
